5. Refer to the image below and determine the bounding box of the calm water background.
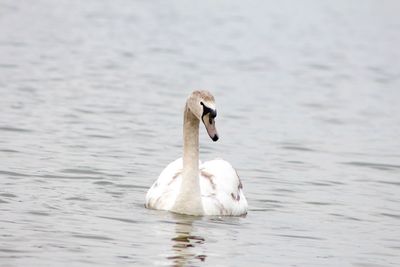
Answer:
[1,0,400,266]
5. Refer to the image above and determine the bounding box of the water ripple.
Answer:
[275,234,325,241]
[97,215,139,224]
[343,161,400,171]
[0,126,32,133]
[0,170,29,177]
[72,234,114,241]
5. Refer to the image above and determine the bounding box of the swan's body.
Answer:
[145,90,248,216]
[146,158,247,216]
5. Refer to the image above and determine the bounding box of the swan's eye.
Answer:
[200,101,204,106]
[209,109,217,119]
[202,104,211,116]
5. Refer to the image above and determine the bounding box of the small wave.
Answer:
[28,211,50,216]
[60,168,106,176]
[0,170,29,177]
[37,174,102,180]
[304,201,332,206]
[93,180,114,185]
[72,233,114,241]
[281,145,315,152]
[0,126,32,133]
[66,197,89,201]
[0,248,28,253]
[275,234,324,240]
[342,161,400,171]
[0,193,17,198]
[380,213,400,220]
[114,184,148,189]
[97,215,139,224]
[86,134,113,139]
[0,149,20,153]
[377,180,400,186]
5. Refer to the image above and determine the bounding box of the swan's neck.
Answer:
[172,104,203,215]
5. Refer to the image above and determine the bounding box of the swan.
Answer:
[145,90,248,216]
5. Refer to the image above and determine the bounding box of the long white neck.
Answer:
[172,103,203,215]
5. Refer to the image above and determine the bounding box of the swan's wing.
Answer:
[200,159,248,216]
[145,158,183,211]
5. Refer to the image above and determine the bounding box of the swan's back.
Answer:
[200,159,248,216]
[145,158,248,216]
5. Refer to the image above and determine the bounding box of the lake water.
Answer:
[1,0,400,266]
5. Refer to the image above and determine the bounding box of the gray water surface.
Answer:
[1,0,400,266]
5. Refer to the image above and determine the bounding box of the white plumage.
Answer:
[145,158,248,216]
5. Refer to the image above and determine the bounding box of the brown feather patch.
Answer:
[168,170,181,185]
[235,169,243,189]
[231,192,240,201]
[201,170,216,190]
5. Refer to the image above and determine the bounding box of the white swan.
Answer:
[145,90,248,216]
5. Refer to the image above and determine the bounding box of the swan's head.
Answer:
[187,90,219,142]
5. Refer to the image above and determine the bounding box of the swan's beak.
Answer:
[202,113,219,142]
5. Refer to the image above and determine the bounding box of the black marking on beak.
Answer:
[201,102,217,120]
[212,134,219,142]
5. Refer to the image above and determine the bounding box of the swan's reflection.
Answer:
[167,214,206,267]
